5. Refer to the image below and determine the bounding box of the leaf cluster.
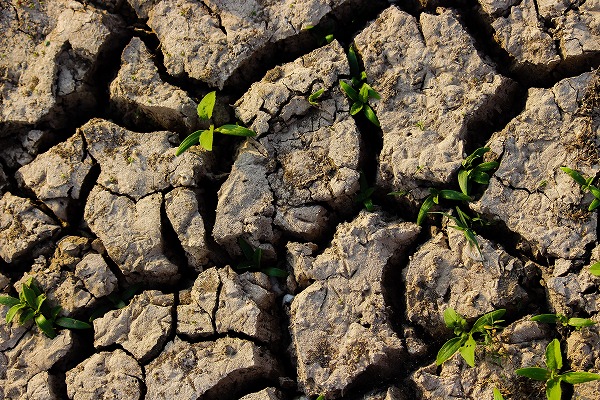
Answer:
[235,238,287,278]
[531,314,596,330]
[458,147,499,196]
[436,308,505,367]
[177,91,256,155]
[0,277,91,339]
[516,339,600,400]
[339,45,380,127]
[560,167,600,211]
[431,206,485,260]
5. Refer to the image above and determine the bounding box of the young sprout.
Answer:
[458,147,499,196]
[437,308,505,367]
[417,188,471,226]
[0,277,91,339]
[531,314,596,330]
[176,91,256,154]
[235,238,287,278]
[308,88,325,106]
[560,167,600,211]
[516,339,600,400]
[355,171,375,212]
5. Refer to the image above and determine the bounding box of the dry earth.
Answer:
[0,0,599,399]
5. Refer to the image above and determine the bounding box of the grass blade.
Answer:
[340,80,359,102]
[515,367,551,381]
[531,314,560,324]
[561,371,600,384]
[35,314,56,338]
[215,124,256,137]
[350,101,364,115]
[458,169,470,196]
[55,317,92,330]
[417,195,435,226]
[176,130,203,156]
[560,167,587,186]
[363,104,380,127]
[6,303,26,323]
[440,190,471,202]
[0,295,20,307]
[436,336,463,365]
[347,44,360,78]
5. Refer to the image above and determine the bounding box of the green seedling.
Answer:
[560,167,600,211]
[0,277,91,339]
[303,24,335,46]
[417,188,471,226]
[431,206,484,260]
[531,314,595,330]
[458,147,499,196]
[176,91,256,155]
[308,88,325,106]
[88,284,142,322]
[437,308,505,367]
[493,388,505,400]
[355,171,375,211]
[339,44,381,127]
[516,338,600,400]
[236,238,287,278]
[590,261,600,277]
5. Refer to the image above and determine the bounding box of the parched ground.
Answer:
[0,0,599,399]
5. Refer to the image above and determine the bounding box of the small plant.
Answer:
[457,147,499,196]
[531,314,596,330]
[0,277,91,339]
[431,206,485,260]
[417,188,471,226]
[437,308,505,367]
[176,91,256,155]
[560,167,600,211]
[516,338,600,400]
[308,88,325,106]
[355,171,375,212]
[236,238,287,278]
[415,120,425,131]
[590,261,600,277]
[339,44,381,127]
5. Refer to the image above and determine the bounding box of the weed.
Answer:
[308,88,325,106]
[516,338,600,400]
[417,188,471,226]
[437,308,505,367]
[355,171,375,211]
[431,206,485,260]
[235,238,287,278]
[339,44,380,127]
[0,277,91,339]
[176,92,256,155]
[560,167,600,211]
[415,120,425,131]
[531,314,595,330]
[458,147,499,196]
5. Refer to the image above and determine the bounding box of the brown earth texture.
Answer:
[0,0,599,399]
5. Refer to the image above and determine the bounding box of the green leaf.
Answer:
[443,308,466,330]
[455,206,470,227]
[363,198,374,212]
[470,170,490,185]
[0,295,20,307]
[360,71,367,81]
[546,379,562,400]
[417,195,435,226]
[476,161,499,171]
[362,83,381,100]
[238,238,255,261]
[22,283,37,309]
[589,198,600,211]
[35,314,56,338]
[347,44,360,78]
[363,104,380,127]
[308,88,325,105]
[325,34,334,44]
[359,84,369,103]
[561,371,600,384]
[458,169,470,196]
[439,190,471,202]
[589,185,600,198]
[55,317,92,330]
[567,317,596,328]
[436,336,463,365]
[471,309,506,333]
[493,387,504,400]
[350,101,364,115]
[6,303,27,324]
[261,267,288,278]
[253,248,262,269]
[531,314,560,324]
[388,190,408,197]
[199,129,213,151]
[340,80,359,102]
[515,367,551,381]
[176,130,203,156]
[51,306,62,320]
[463,147,490,168]
[459,334,476,367]
[316,395,325,400]
[545,338,562,372]
[215,124,256,137]
[35,294,46,313]
[590,261,600,277]
[560,167,587,186]
[19,308,35,324]
[197,91,216,120]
